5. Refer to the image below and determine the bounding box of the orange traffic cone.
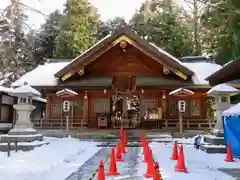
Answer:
[144,148,155,178]
[98,160,105,180]
[121,137,126,154]
[144,145,149,163]
[225,142,235,162]
[175,145,188,173]
[170,142,178,160]
[116,142,123,162]
[153,162,161,180]
[120,127,123,137]
[107,148,119,176]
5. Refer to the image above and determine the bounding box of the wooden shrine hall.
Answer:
[12,23,229,130]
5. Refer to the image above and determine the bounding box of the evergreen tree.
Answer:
[34,10,63,60]
[201,0,240,64]
[130,0,194,57]
[0,0,35,85]
[55,0,99,58]
[97,17,125,40]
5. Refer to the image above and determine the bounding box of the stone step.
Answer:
[204,135,224,145]
[200,143,226,154]
[210,129,224,137]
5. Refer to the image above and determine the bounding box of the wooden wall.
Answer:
[46,89,208,129]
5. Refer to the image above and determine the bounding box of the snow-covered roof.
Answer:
[0,86,15,93]
[0,86,46,103]
[182,62,222,84]
[56,88,78,96]
[12,61,69,87]
[207,84,239,96]
[32,96,47,103]
[149,43,185,67]
[12,61,222,87]
[11,84,41,97]
[222,103,240,116]
[169,88,194,96]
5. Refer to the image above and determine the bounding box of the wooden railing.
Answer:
[32,118,216,130]
[32,117,87,129]
[163,119,216,129]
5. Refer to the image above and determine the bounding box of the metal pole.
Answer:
[7,141,11,157]
[66,115,69,137]
[179,112,183,133]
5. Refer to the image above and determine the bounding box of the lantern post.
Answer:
[56,88,78,137]
[169,88,194,133]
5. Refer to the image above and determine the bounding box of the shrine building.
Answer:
[12,23,239,130]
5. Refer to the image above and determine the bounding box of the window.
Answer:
[74,102,83,116]
[221,96,228,103]
[183,101,189,116]
[95,98,109,113]
[1,105,10,122]
[51,104,61,117]
[190,99,200,116]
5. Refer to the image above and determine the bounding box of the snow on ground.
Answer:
[149,142,239,180]
[0,137,101,180]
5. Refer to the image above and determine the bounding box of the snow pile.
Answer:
[149,143,239,180]
[222,102,240,116]
[183,62,222,84]
[0,137,101,180]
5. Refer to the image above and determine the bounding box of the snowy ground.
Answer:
[0,137,101,180]
[147,142,240,180]
[0,136,239,180]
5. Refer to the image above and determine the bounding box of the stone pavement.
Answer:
[65,148,111,180]
[65,147,145,180]
[220,168,240,180]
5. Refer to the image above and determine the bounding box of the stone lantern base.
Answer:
[0,131,48,151]
[0,105,48,151]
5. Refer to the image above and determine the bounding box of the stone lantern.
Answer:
[8,82,41,134]
[207,84,239,133]
[0,82,47,151]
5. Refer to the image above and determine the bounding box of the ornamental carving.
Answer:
[163,66,170,75]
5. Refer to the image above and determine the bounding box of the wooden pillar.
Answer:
[46,95,51,119]
[83,93,88,128]
[162,92,167,128]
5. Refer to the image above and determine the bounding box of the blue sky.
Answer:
[0,0,182,29]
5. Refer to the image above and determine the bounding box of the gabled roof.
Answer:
[12,60,222,87]
[206,59,240,85]
[54,22,194,79]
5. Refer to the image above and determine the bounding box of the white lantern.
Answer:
[178,100,186,113]
[63,100,70,112]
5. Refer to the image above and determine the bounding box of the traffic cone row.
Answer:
[142,133,163,179]
[98,128,128,178]
[175,144,188,173]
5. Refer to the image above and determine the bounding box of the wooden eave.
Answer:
[54,23,194,80]
[206,59,240,85]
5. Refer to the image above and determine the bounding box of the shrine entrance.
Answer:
[111,91,140,128]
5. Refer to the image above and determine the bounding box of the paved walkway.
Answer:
[65,147,144,180]
[65,148,110,180]
[220,169,240,180]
